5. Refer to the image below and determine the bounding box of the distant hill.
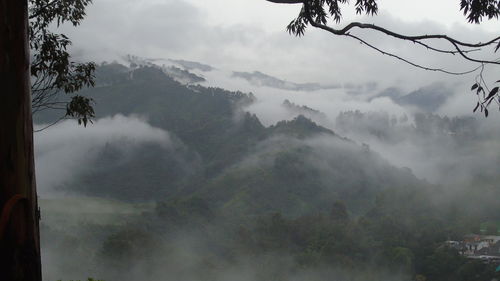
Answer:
[281,99,328,123]
[232,70,341,91]
[37,63,426,217]
[168,59,214,72]
[375,83,454,112]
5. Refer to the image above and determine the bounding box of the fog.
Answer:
[35,115,172,198]
[192,63,499,185]
[37,60,500,281]
[34,0,500,281]
[61,0,499,91]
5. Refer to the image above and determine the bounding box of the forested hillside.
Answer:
[36,64,422,213]
[36,63,500,281]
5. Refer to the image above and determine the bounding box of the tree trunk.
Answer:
[0,0,42,281]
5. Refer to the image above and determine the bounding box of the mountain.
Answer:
[168,59,214,72]
[121,55,208,84]
[36,63,426,217]
[163,65,206,84]
[376,83,454,112]
[281,99,328,123]
[38,62,500,281]
[232,70,341,91]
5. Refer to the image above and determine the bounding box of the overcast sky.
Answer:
[36,1,500,198]
[58,0,499,105]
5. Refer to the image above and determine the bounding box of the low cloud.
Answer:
[60,0,498,94]
[35,115,172,198]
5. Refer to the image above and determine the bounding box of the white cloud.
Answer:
[59,0,498,94]
[34,115,171,197]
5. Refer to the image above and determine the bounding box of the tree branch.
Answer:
[297,2,500,68]
[265,0,303,4]
[270,0,500,113]
[33,116,68,133]
[345,33,481,75]
[29,0,60,20]
[307,20,500,64]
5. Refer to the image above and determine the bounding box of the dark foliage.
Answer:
[40,65,500,281]
[29,0,96,126]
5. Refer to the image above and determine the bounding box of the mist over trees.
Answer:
[2,1,500,281]
[38,63,500,281]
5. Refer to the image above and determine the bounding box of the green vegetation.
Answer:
[39,64,500,281]
[57,279,104,281]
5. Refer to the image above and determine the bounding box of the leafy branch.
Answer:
[29,0,96,129]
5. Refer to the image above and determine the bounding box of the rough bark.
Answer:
[0,0,42,280]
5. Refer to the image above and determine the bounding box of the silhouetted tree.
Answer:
[29,0,96,128]
[1,1,94,280]
[0,1,41,281]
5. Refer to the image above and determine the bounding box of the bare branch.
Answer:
[346,33,481,75]
[293,2,500,71]
[318,21,500,49]
[33,116,68,133]
[265,0,303,3]
[306,19,500,65]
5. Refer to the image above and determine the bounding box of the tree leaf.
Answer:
[473,102,480,113]
[485,87,499,100]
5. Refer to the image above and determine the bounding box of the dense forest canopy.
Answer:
[36,63,500,281]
